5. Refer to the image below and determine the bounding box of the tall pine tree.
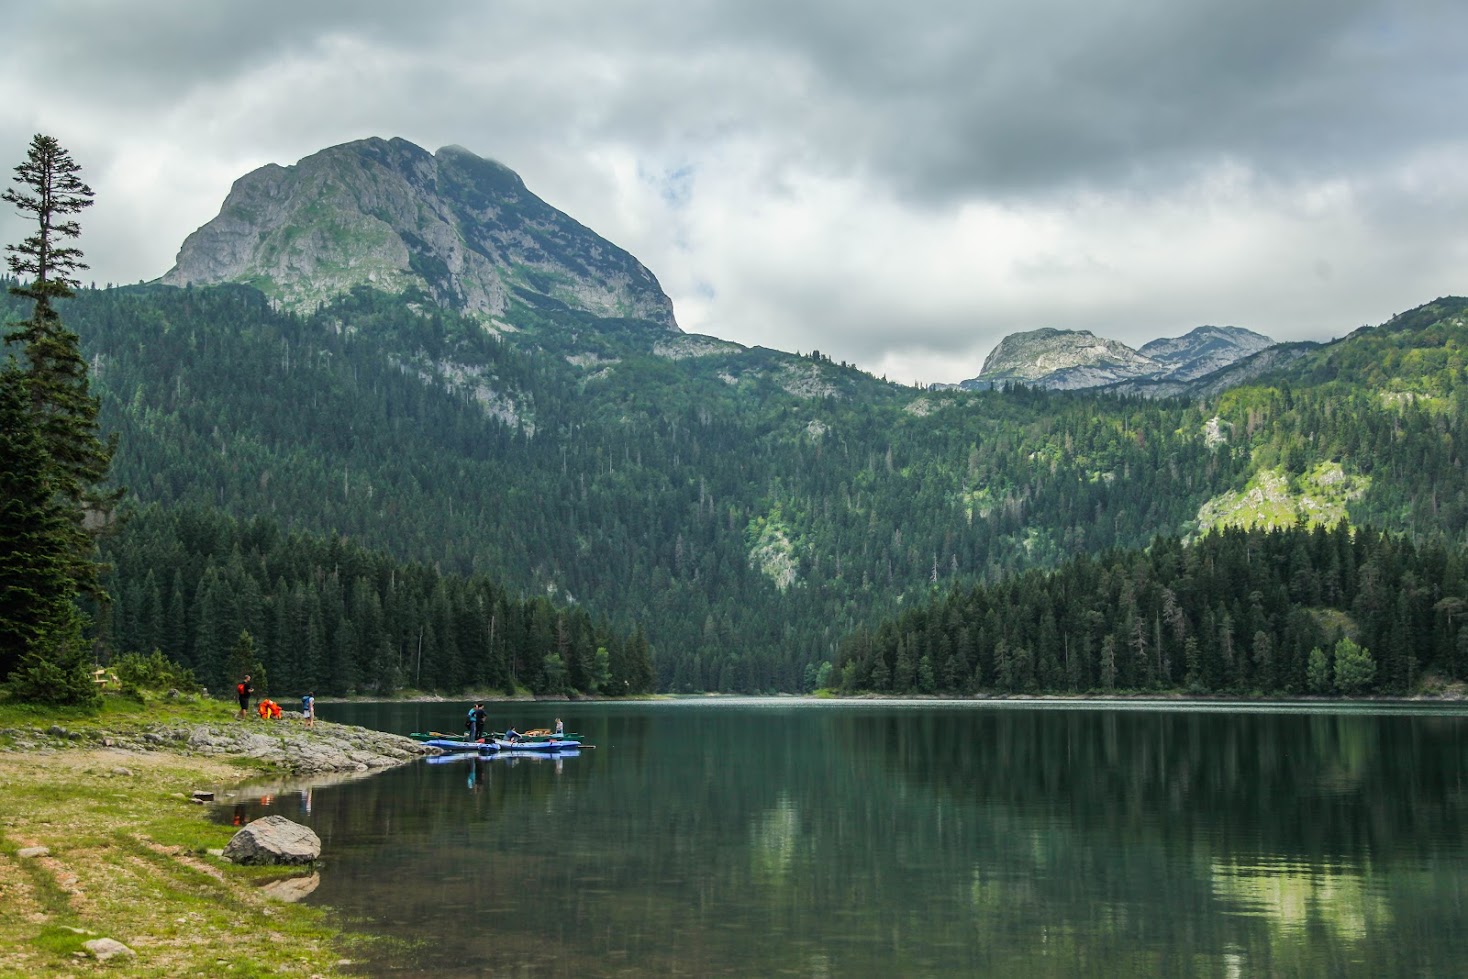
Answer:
[0,365,97,701]
[1,134,116,698]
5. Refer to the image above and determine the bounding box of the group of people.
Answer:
[235,674,315,727]
[465,704,565,742]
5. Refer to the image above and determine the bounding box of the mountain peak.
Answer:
[964,324,1275,392]
[975,329,1158,389]
[161,137,679,329]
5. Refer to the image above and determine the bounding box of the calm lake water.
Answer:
[219,699,1468,976]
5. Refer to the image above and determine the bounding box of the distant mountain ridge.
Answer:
[962,324,1274,391]
[162,137,679,329]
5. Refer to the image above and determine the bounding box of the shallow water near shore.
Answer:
[219,699,1468,976]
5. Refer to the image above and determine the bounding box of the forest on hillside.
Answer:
[8,280,1468,696]
[99,505,655,698]
[838,522,1468,696]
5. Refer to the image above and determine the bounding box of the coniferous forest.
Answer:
[6,154,1468,700]
[836,523,1467,697]
[101,505,654,699]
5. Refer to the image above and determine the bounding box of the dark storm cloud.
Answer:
[18,0,1466,200]
[699,0,1468,198]
[4,0,1465,382]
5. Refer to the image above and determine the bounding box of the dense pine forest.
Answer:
[100,505,655,698]
[7,273,1468,697]
[2,283,1251,691]
[837,523,1468,696]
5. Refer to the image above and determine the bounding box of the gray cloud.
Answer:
[2,0,1465,382]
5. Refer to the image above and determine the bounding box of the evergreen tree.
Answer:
[0,135,116,699]
[4,135,94,312]
[0,365,90,685]
[1306,646,1332,693]
[4,135,117,535]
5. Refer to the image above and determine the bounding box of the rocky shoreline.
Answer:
[0,717,432,774]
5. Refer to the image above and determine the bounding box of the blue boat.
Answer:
[423,738,498,753]
[491,737,584,753]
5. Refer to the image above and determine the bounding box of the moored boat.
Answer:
[411,729,583,743]
[490,737,584,753]
[422,737,498,753]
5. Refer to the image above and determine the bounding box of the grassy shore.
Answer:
[0,692,403,977]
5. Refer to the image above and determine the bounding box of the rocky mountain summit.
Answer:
[962,324,1273,391]
[1138,326,1276,382]
[162,137,679,329]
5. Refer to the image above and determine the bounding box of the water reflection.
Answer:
[217,701,1468,976]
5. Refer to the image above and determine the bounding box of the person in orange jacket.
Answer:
[270,700,282,720]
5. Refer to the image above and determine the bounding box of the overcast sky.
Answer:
[3,1,1465,383]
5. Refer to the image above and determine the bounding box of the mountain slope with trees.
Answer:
[5,276,1465,694]
[835,521,1467,697]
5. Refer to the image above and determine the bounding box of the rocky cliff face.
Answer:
[1138,325,1275,382]
[162,138,679,329]
[969,329,1160,390]
[962,325,1274,391]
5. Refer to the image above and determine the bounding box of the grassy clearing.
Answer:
[0,695,357,977]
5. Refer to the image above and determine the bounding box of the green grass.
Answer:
[0,695,356,976]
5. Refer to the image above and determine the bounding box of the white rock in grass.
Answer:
[84,938,136,962]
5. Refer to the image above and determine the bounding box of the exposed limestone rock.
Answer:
[905,397,935,416]
[748,516,800,592]
[83,938,135,962]
[223,815,321,866]
[777,364,838,399]
[965,325,1276,393]
[8,719,433,775]
[974,329,1159,389]
[163,137,679,329]
[17,846,50,859]
[653,336,743,360]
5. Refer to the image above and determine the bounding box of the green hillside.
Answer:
[9,283,1468,695]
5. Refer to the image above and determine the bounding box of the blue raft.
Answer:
[423,738,497,753]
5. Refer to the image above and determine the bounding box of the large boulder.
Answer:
[222,815,321,865]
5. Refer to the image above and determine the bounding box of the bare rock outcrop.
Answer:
[162,137,679,329]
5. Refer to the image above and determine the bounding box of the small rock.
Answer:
[112,767,133,777]
[17,846,50,859]
[47,725,68,738]
[83,938,136,962]
[191,790,215,801]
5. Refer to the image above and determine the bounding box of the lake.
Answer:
[219,699,1468,976]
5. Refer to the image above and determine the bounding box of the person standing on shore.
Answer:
[302,691,315,728]
[236,675,253,720]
